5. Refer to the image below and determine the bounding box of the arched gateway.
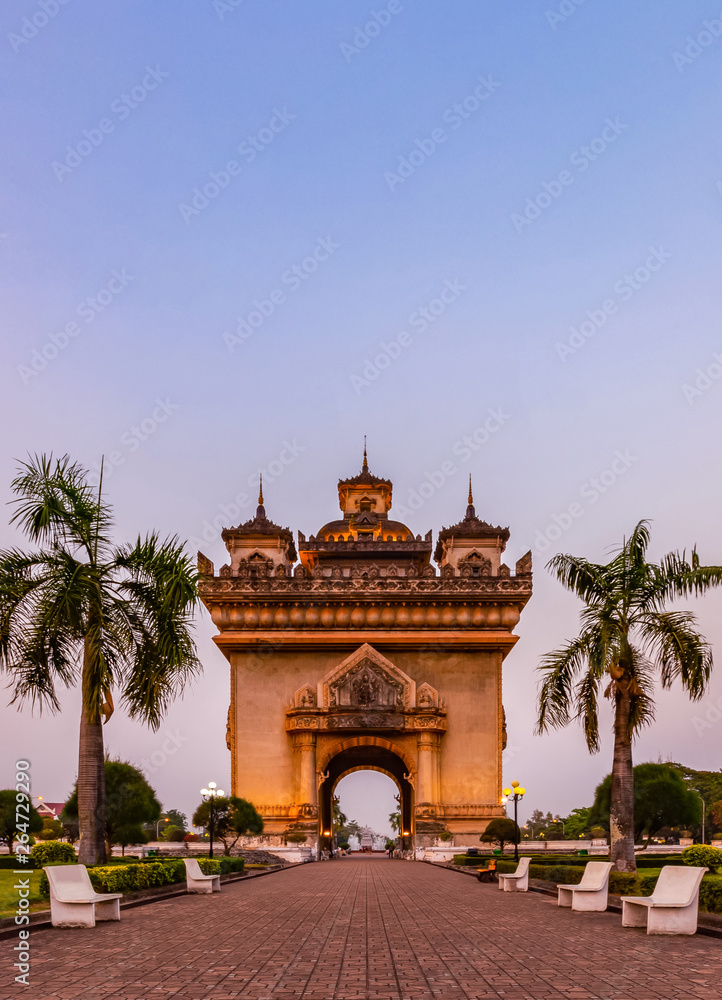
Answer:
[198,454,532,851]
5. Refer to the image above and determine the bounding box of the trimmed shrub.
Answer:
[196,859,221,875]
[218,857,245,874]
[31,841,76,866]
[699,876,722,913]
[682,845,722,873]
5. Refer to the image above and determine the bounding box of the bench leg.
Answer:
[647,903,699,936]
[187,879,214,893]
[50,900,95,929]
[572,890,608,912]
[557,887,573,908]
[95,897,121,921]
[622,901,648,928]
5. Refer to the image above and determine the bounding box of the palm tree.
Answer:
[536,520,722,872]
[0,455,201,865]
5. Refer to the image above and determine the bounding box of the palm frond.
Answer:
[545,553,608,604]
[638,610,712,699]
[536,629,602,737]
[624,645,656,735]
[9,453,112,558]
[112,533,200,729]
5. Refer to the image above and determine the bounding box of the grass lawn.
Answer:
[0,870,47,919]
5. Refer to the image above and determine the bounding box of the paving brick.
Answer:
[1,858,721,999]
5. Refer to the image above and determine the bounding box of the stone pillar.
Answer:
[291,731,317,812]
[416,731,441,806]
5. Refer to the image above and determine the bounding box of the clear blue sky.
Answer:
[2,0,722,838]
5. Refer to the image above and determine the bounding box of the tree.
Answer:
[546,817,566,839]
[526,809,555,838]
[192,796,263,855]
[711,800,722,833]
[146,808,187,840]
[389,811,401,834]
[162,809,187,832]
[480,818,519,853]
[562,807,592,840]
[0,454,201,865]
[0,790,42,852]
[667,763,722,820]
[336,818,362,846]
[332,796,347,832]
[162,826,186,842]
[64,759,161,857]
[591,763,701,844]
[37,818,64,840]
[536,521,722,871]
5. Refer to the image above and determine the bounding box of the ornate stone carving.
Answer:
[294,683,316,708]
[326,712,404,729]
[198,552,214,576]
[321,644,414,710]
[290,730,316,749]
[416,682,439,709]
[286,715,320,731]
[515,550,532,576]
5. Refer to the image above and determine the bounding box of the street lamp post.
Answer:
[502,780,527,863]
[200,782,225,858]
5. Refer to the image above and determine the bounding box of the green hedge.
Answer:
[30,841,76,866]
[38,856,243,898]
[682,845,722,873]
[699,878,722,913]
[454,853,684,869]
[0,857,39,870]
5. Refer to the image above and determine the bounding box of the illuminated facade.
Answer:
[198,453,532,849]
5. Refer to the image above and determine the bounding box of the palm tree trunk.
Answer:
[610,685,636,872]
[77,641,107,866]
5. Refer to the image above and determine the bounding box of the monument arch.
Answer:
[199,452,532,850]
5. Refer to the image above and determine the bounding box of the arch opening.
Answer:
[319,744,414,851]
[334,770,399,850]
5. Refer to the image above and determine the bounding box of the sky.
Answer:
[1,0,722,841]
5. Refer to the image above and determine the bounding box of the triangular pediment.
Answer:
[319,644,415,710]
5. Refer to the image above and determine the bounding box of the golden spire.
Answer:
[362,435,368,473]
[258,473,264,507]
[468,475,474,506]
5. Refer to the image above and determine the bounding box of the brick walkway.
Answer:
[2,858,721,1000]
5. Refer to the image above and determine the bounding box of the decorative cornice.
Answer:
[203,600,527,632]
[199,571,531,596]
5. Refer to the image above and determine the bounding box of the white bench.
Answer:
[557,861,613,911]
[184,857,221,893]
[621,865,708,935]
[44,864,122,928]
[498,856,530,892]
